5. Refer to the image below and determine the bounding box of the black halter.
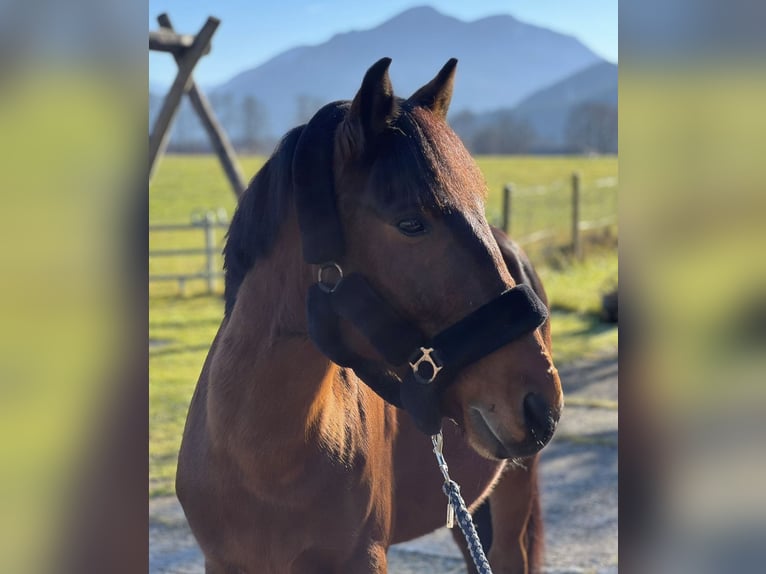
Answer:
[293,102,548,435]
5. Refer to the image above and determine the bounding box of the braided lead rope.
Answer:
[431,433,493,574]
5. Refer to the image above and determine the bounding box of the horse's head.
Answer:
[315,58,562,459]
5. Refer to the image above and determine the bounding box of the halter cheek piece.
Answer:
[293,102,548,435]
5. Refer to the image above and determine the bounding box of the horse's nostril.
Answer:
[523,392,555,445]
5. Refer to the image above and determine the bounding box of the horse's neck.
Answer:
[228,216,312,342]
[208,216,345,452]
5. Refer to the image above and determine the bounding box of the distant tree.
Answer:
[449,109,480,145]
[295,94,324,125]
[172,99,191,146]
[210,92,234,135]
[565,102,618,154]
[170,99,205,152]
[471,112,537,154]
[219,92,234,126]
[241,95,268,152]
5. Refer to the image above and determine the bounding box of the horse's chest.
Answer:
[390,418,504,542]
[199,452,392,571]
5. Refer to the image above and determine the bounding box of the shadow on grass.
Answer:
[149,344,212,358]
[150,316,222,330]
[558,354,618,399]
[550,306,612,326]
[150,338,174,349]
[554,429,618,448]
[151,450,180,467]
[550,308,618,366]
[150,291,225,303]
[568,314,616,337]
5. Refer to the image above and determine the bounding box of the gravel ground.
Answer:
[149,354,618,573]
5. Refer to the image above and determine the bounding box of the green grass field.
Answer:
[149,154,618,497]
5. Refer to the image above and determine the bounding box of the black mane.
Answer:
[222,125,304,315]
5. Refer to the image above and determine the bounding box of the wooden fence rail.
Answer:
[149,210,229,295]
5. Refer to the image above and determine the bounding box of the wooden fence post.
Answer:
[571,171,582,260]
[203,211,217,293]
[156,14,247,197]
[149,16,220,180]
[501,184,512,234]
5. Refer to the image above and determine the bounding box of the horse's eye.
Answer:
[397,218,427,236]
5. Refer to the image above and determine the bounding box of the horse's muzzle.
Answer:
[468,393,560,460]
[523,391,558,449]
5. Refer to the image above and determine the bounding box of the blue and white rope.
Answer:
[443,479,492,573]
[431,433,493,574]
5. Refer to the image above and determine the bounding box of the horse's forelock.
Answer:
[362,106,486,214]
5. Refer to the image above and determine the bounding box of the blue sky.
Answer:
[149,1,617,88]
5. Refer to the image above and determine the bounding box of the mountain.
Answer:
[216,6,601,137]
[511,61,617,145]
[448,61,617,152]
[149,6,604,148]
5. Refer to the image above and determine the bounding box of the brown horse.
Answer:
[176,58,563,574]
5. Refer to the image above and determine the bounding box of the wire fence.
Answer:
[150,173,617,296]
[491,172,618,259]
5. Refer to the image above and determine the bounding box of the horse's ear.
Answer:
[348,57,398,148]
[407,58,457,119]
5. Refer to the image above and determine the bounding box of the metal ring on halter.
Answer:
[317,262,344,293]
[409,347,443,384]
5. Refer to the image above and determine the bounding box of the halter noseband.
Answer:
[293,102,548,435]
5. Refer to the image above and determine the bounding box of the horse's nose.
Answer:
[523,392,557,446]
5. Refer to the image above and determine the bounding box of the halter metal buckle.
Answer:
[409,347,443,384]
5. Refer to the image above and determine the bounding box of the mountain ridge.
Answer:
[150,6,611,151]
[212,5,602,138]
[513,61,618,145]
